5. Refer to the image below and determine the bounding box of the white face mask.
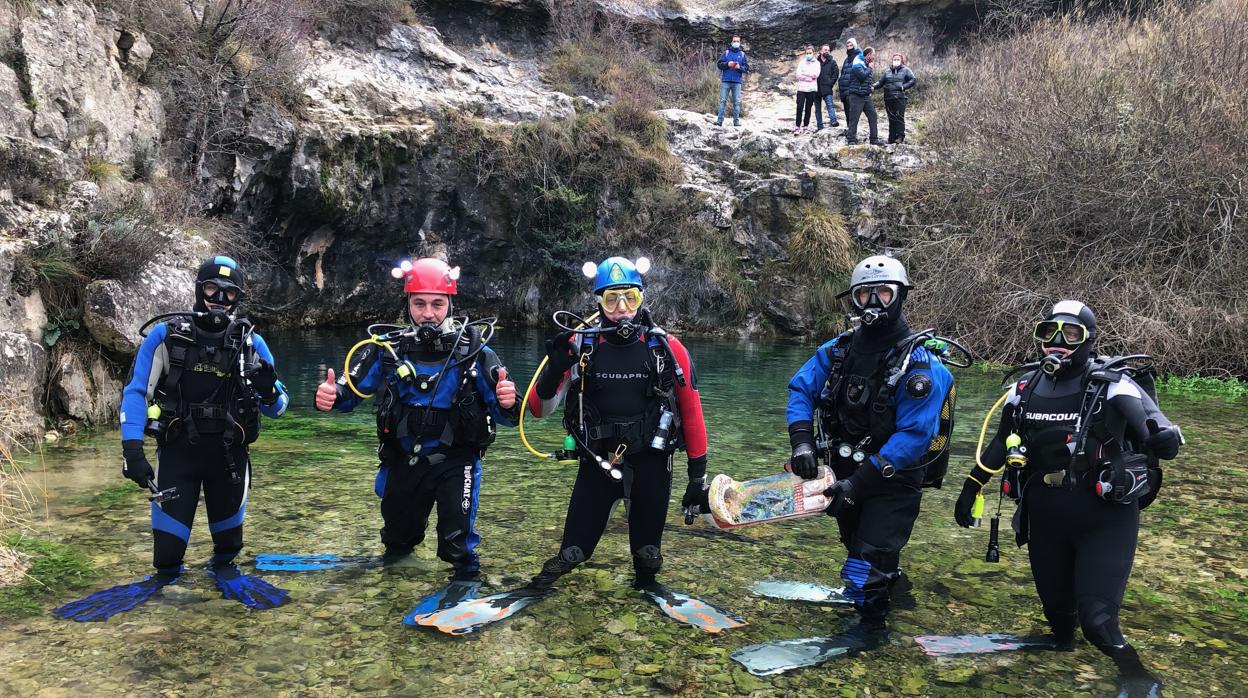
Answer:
[805,53,814,60]
[892,60,901,67]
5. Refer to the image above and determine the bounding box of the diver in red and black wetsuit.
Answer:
[525,256,710,591]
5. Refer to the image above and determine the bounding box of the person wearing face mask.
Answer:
[874,53,916,144]
[814,44,840,131]
[794,44,822,135]
[716,35,749,127]
[312,257,518,582]
[838,39,880,145]
[785,255,955,643]
[953,301,1181,696]
[54,256,293,622]
[523,256,710,594]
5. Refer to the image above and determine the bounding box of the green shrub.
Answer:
[83,157,123,184]
[888,0,1248,375]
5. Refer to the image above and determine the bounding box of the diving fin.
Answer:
[731,634,868,676]
[750,580,853,604]
[640,583,747,633]
[915,633,1060,656]
[209,563,290,610]
[410,586,553,635]
[52,572,179,622]
[254,553,392,571]
[401,580,483,625]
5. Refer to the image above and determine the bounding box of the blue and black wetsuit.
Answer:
[120,317,289,574]
[787,319,953,624]
[329,327,517,580]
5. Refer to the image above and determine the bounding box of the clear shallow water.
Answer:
[2,327,1246,696]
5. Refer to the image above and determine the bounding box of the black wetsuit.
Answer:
[969,362,1175,651]
[528,321,708,589]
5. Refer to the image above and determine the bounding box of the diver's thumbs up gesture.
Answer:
[495,367,516,409]
[314,368,337,412]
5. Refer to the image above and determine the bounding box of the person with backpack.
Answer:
[953,300,1182,695]
[313,257,519,581]
[786,255,956,643]
[55,256,293,621]
[523,256,710,593]
[838,39,880,145]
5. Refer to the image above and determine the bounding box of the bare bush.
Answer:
[888,0,1248,375]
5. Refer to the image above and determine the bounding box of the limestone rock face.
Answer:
[1,0,163,166]
[82,243,206,355]
[0,331,47,446]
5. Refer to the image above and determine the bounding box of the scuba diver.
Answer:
[523,256,711,595]
[54,256,291,622]
[953,300,1182,696]
[786,254,957,644]
[311,257,517,589]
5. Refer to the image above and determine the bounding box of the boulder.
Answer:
[0,331,47,446]
[0,238,47,344]
[83,260,197,355]
[50,349,121,425]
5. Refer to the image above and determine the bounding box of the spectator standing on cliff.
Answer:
[716,35,749,127]
[794,45,821,135]
[840,40,880,145]
[814,44,840,131]
[875,52,917,144]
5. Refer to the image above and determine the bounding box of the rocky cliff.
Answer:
[0,0,965,444]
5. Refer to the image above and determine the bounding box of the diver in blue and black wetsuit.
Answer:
[54,256,292,622]
[314,257,518,582]
[786,254,957,642]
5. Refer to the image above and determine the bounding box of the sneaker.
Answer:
[846,140,860,145]
[815,126,824,132]
[793,128,802,135]
[733,121,740,127]
[715,120,723,127]
[830,120,840,127]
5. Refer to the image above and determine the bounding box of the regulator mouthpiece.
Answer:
[1040,353,1066,376]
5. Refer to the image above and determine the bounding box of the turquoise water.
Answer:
[2,327,1246,695]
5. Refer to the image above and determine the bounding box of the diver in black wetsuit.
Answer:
[954,300,1183,696]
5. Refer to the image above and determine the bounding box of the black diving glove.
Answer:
[824,462,886,516]
[954,478,982,528]
[544,330,577,374]
[1144,421,1181,460]
[246,358,279,403]
[789,442,818,480]
[121,439,154,489]
[681,479,709,511]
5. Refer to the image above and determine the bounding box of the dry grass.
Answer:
[888,0,1248,375]
[0,396,36,589]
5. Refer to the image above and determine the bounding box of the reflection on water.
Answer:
[3,327,1246,695]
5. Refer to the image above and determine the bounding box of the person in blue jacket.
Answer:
[787,254,953,641]
[716,35,749,127]
[54,256,292,622]
[314,257,518,581]
[838,38,879,145]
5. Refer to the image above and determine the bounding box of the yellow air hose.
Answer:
[971,388,1014,483]
[342,336,402,399]
[519,312,599,460]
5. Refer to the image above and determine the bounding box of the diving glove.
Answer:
[122,440,154,489]
[246,358,280,403]
[545,330,577,373]
[954,478,981,528]
[1144,421,1181,460]
[824,462,885,516]
[789,442,818,480]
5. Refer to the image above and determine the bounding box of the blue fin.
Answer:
[915,633,1059,656]
[750,580,853,604]
[401,580,482,625]
[209,564,290,610]
[254,553,388,571]
[640,583,747,633]
[52,573,179,622]
[732,635,867,676]
[410,586,552,635]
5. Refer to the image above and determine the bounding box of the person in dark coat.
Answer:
[814,44,840,131]
[839,40,880,145]
[875,53,917,144]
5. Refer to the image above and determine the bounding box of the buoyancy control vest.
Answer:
[563,330,684,457]
[815,329,957,488]
[1009,355,1163,506]
[373,326,496,460]
[145,316,262,448]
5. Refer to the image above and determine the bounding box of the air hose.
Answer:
[518,312,600,461]
[973,388,1013,480]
